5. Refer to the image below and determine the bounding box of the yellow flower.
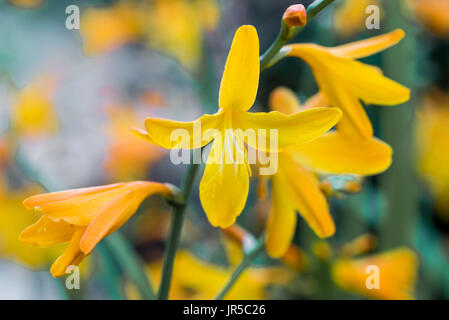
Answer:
[265,87,392,258]
[19,181,172,277]
[415,89,449,217]
[104,105,165,181]
[331,247,418,300]
[408,0,449,37]
[333,0,382,37]
[80,3,143,55]
[12,74,58,136]
[133,25,342,228]
[285,29,411,139]
[7,0,43,9]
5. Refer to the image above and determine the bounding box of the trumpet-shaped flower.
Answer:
[285,29,411,139]
[133,25,342,228]
[265,87,392,258]
[331,247,418,300]
[19,181,171,277]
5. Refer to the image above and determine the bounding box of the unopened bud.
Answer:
[282,4,307,28]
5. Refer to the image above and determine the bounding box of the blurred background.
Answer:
[0,0,449,299]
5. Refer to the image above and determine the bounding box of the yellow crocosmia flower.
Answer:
[285,29,411,139]
[265,87,392,258]
[134,26,342,228]
[19,181,172,277]
[331,247,418,300]
[12,74,58,136]
[408,0,449,37]
[104,105,165,181]
[80,3,143,55]
[334,0,382,37]
[415,89,449,217]
[148,250,291,300]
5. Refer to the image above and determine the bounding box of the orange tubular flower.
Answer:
[285,29,411,139]
[19,181,172,277]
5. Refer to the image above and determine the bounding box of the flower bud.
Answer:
[282,4,307,28]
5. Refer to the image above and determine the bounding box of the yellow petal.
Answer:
[234,107,342,151]
[268,87,301,114]
[19,216,77,247]
[138,110,223,149]
[266,173,297,258]
[199,134,249,228]
[219,25,260,111]
[50,227,87,278]
[292,131,392,175]
[278,153,335,238]
[303,92,329,109]
[329,29,405,59]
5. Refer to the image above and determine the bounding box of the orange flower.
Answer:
[19,181,172,277]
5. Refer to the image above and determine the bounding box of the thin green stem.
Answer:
[215,236,265,300]
[157,152,202,300]
[106,232,155,299]
[259,0,336,70]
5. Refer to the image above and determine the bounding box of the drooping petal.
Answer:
[233,107,341,151]
[199,133,249,228]
[278,153,335,238]
[19,216,77,247]
[266,173,297,258]
[269,87,302,114]
[329,29,405,59]
[137,110,224,149]
[50,227,87,278]
[218,25,260,111]
[292,131,393,175]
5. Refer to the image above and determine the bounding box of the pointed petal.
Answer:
[329,29,405,59]
[199,135,249,228]
[269,87,301,114]
[50,227,87,277]
[234,108,341,151]
[292,132,392,175]
[266,173,297,258]
[140,111,223,149]
[219,25,260,111]
[279,153,335,238]
[19,216,77,247]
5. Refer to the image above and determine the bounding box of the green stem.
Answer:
[215,236,265,300]
[157,153,202,300]
[260,0,336,70]
[105,232,156,300]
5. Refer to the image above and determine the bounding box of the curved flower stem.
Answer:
[214,236,265,300]
[260,0,336,70]
[157,152,202,300]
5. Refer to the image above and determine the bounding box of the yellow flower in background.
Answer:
[265,87,392,258]
[12,74,58,137]
[134,25,342,228]
[408,0,449,37]
[331,247,418,299]
[104,105,165,181]
[19,181,172,277]
[80,3,143,55]
[333,0,382,37]
[6,0,43,9]
[0,181,62,268]
[415,89,449,217]
[285,29,410,139]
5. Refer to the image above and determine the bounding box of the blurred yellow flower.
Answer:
[134,25,341,228]
[408,0,449,37]
[415,89,449,217]
[7,0,43,9]
[19,181,172,277]
[104,105,165,181]
[285,29,410,139]
[265,87,392,258]
[331,247,418,299]
[12,74,58,137]
[333,0,382,37]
